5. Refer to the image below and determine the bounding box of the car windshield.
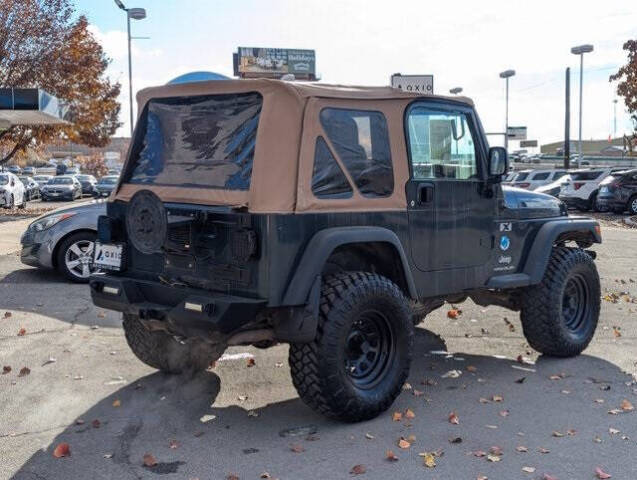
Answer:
[0,175,9,185]
[77,175,92,181]
[99,177,118,184]
[34,176,49,182]
[18,177,29,183]
[48,177,73,185]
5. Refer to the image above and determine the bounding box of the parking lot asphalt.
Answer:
[0,226,636,480]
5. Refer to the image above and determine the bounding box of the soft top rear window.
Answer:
[126,92,262,190]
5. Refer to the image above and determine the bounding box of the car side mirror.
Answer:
[488,147,508,181]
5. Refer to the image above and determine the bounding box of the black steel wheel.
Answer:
[520,247,600,357]
[289,272,413,422]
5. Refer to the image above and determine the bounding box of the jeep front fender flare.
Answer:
[282,226,418,305]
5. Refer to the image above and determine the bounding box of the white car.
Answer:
[507,169,568,190]
[559,167,625,211]
[0,172,27,209]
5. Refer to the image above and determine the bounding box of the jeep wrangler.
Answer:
[90,79,601,422]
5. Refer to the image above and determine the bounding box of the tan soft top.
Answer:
[115,79,474,213]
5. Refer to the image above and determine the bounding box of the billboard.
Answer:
[235,47,316,80]
[390,74,434,94]
[507,126,527,140]
[519,140,538,148]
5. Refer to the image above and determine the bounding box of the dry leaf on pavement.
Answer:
[53,443,71,458]
[522,467,536,473]
[489,446,502,456]
[3,311,11,318]
[538,447,550,454]
[404,408,416,419]
[392,411,402,421]
[422,453,436,468]
[365,433,375,440]
[18,367,30,377]
[486,454,501,462]
[448,412,459,425]
[169,440,179,449]
[143,453,157,467]
[2,366,11,374]
[112,399,121,407]
[17,328,26,336]
[620,399,634,411]
[447,309,461,319]
[516,446,528,452]
[543,475,558,480]
[350,464,366,475]
[385,450,399,461]
[397,437,411,449]
[246,358,256,368]
[290,444,305,453]
[226,474,240,480]
[595,467,612,479]
[473,450,486,457]
[492,395,503,402]
[552,431,564,437]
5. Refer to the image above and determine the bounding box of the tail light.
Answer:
[573,182,585,190]
[516,182,531,189]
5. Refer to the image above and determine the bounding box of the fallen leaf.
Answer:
[260,473,271,479]
[247,410,259,417]
[143,453,157,467]
[612,327,621,338]
[621,399,634,411]
[413,389,424,397]
[246,358,256,368]
[608,409,622,415]
[484,425,498,429]
[442,369,462,379]
[448,412,459,425]
[290,444,305,453]
[609,428,620,435]
[516,446,528,452]
[406,434,416,443]
[594,399,605,404]
[499,410,509,417]
[392,411,402,421]
[522,467,536,473]
[566,429,577,436]
[593,436,602,443]
[103,453,113,459]
[477,476,488,480]
[397,437,411,449]
[423,453,436,468]
[543,475,558,480]
[405,408,416,419]
[2,366,11,374]
[595,467,612,479]
[200,414,216,423]
[385,450,399,461]
[449,437,462,444]
[489,446,502,456]
[447,309,461,319]
[53,443,71,458]
[561,389,571,395]
[3,311,11,318]
[486,454,501,462]
[112,399,121,407]
[492,395,503,402]
[92,419,101,428]
[75,419,85,425]
[473,450,487,457]
[552,431,564,437]
[549,374,563,381]
[466,365,477,372]
[515,377,526,384]
[18,367,30,377]
[350,464,366,475]
[169,440,179,449]
[402,382,412,390]
[538,447,550,454]
[17,328,26,336]
[479,397,490,404]
[365,433,375,440]
[226,475,240,480]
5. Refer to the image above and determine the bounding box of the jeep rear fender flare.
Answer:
[524,218,600,284]
[282,226,418,305]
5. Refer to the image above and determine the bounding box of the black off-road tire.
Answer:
[123,313,221,374]
[289,272,413,422]
[520,247,600,357]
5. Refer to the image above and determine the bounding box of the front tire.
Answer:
[628,195,637,215]
[123,313,224,374]
[289,272,413,422]
[520,247,600,357]
[56,232,98,283]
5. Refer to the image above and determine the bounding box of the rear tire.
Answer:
[289,272,413,422]
[520,247,600,357]
[628,195,637,215]
[123,313,224,374]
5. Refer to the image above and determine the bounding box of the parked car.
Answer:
[597,169,637,214]
[107,168,121,176]
[76,174,97,196]
[93,175,119,197]
[535,174,572,198]
[20,202,105,282]
[66,166,81,175]
[33,175,53,186]
[22,166,36,176]
[506,169,568,190]
[7,165,22,175]
[18,176,41,200]
[40,175,83,201]
[90,79,602,422]
[559,167,625,211]
[0,172,27,208]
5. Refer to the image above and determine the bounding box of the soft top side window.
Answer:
[319,108,394,198]
[311,136,353,199]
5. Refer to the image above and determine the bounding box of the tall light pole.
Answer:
[499,69,515,151]
[114,0,146,138]
[613,98,618,139]
[570,44,593,164]
[449,87,463,95]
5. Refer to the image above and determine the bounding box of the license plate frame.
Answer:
[93,242,125,271]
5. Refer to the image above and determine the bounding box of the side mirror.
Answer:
[488,147,508,181]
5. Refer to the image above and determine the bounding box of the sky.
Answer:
[76,0,637,149]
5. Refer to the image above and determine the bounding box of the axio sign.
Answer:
[390,74,434,94]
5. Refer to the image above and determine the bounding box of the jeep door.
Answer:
[404,102,494,273]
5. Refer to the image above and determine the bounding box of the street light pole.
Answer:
[499,70,515,151]
[571,44,593,165]
[114,1,146,138]
[613,99,618,138]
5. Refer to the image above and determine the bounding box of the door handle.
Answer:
[417,184,434,204]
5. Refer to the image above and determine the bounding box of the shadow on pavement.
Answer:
[9,329,636,480]
[1,266,66,285]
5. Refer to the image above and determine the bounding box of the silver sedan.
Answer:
[20,202,106,282]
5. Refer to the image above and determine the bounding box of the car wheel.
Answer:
[289,272,413,422]
[18,194,26,209]
[4,194,14,209]
[589,192,599,212]
[56,232,99,283]
[520,247,600,357]
[628,195,637,215]
[122,313,225,373]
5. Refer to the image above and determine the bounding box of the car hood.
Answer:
[502,186,566,219]
[33,200,106,221]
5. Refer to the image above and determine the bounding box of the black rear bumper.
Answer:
[89,274,266,335]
